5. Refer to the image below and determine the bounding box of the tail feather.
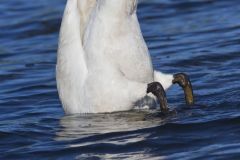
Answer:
[154,71,173,90]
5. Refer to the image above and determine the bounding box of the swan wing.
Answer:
[57,0,96,76]
[77,0,96,40]
[56,0,95,113]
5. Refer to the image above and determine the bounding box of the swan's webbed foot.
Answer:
[147,82,169,114]
[172,73,195,106]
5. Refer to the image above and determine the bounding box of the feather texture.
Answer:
[57,0,173,114]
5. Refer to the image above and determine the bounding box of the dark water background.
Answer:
[0,0,240,159]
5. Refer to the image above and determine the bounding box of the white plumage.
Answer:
[56,0,173,114]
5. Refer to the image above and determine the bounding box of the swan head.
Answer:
[98,0,138,16]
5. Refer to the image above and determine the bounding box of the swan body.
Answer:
[56,0,173,114]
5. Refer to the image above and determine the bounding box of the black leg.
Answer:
[147,82,169,114]
[172,73,194,106]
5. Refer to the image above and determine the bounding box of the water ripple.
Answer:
[0,0,240,159]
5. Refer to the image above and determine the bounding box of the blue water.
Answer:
[0,0,240,159]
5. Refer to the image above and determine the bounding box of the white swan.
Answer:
[57,0,192,114]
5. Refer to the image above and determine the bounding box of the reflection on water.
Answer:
[56,110,167,141]
[56,110,170,160]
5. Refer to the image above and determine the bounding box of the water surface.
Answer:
[0,0,240,159]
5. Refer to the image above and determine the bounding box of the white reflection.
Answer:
[75,152,166,160]
[55,110,165,141]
